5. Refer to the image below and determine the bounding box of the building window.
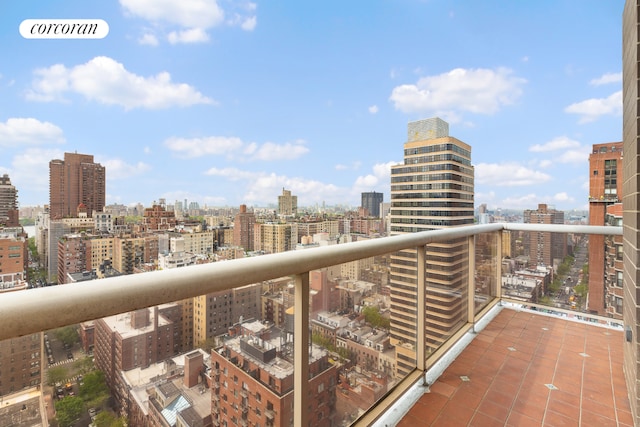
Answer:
[617,245,623,261]
[617,271,623,287]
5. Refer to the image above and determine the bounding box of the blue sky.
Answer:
[0,1,624,212]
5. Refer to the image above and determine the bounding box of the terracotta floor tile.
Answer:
[476,398,510,423]
[511,400,545,422]
[395,308,631,427]
[505,411,543,427]
[429,380,457,398]
[469,411,505,427]
[546,399,579,421]
[580,408,619,426]
[543,409,579,427]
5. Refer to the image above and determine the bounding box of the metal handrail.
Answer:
[0,223,618,342]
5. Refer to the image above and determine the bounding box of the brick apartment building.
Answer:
[93,305,182,409]
[588,142,623,316]
[49,152,105,219]
[210,320,337,427]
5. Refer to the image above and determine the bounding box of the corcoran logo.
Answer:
[20,19,109,39]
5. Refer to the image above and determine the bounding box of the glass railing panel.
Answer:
[424,238,468,353]
[474,231,498,314]
[307,249,413,426]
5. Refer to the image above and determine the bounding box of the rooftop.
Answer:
[393,306,633,426]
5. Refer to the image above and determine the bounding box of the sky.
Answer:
[0,1,624,212]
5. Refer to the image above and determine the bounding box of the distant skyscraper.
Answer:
[233,204,256,251]
[361,191,383,218]
[0,174,19,227]
[278,188,298,216]
[523,203,566,268]
[587,142,623,316]
[389,117,474,377]
[49,152,105,219]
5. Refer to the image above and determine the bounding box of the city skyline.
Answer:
[0,1,623,211]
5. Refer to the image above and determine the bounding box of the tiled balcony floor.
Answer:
[397,308,634,426]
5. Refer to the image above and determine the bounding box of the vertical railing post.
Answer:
[468,236,476,329]
[496,230,503,300]
[417,245,426,371]
[294,272,310,427]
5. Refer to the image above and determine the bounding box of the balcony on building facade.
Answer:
[0,222,626,426]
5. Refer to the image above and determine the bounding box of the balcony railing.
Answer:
[0,222,621,426]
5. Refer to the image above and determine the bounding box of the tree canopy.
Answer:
[79,370,110,408]
[362,306,390,330]
[55,396,84,427]
[54,326,79,347]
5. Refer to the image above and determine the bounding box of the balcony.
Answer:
[0,222,628,426]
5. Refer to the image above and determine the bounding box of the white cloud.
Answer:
[168,28,210,44]
[556,146,591,164]
[26,64,70,102]
[205,167,343,205]
[368,105,379,114]
[352,162,395,194]
[334,161,363,171]
[538,160,553,168]
[26,56,213,110]
[165,136,244,158]
[120,0,224,29]
[475,162,552,186]
[250,140,309,161]
[564,90,622,123]
[204,167,258,180]
[529,136,580,152]
[0,118,65,147]
[499,193,541,209]
[389,67,526,119]
[143,146,152,154]
[138,33,159,46]
[9,148,65,194]
[166,136,309,161]
[241,16,257,31]
[99,158,151,180]
[121,0,257,44]
[553,192,573,202]
[590,72,622,86]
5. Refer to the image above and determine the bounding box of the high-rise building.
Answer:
[389,117,474,377]
[254,222,298,254]
[523,203,566,268]
[49,152,105,219]
[361,191,384,218]
[233,204,256,252]
[278,188,298,216]
[0,174,19,227]
[622,3,640,422]
[588,142,623,316]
